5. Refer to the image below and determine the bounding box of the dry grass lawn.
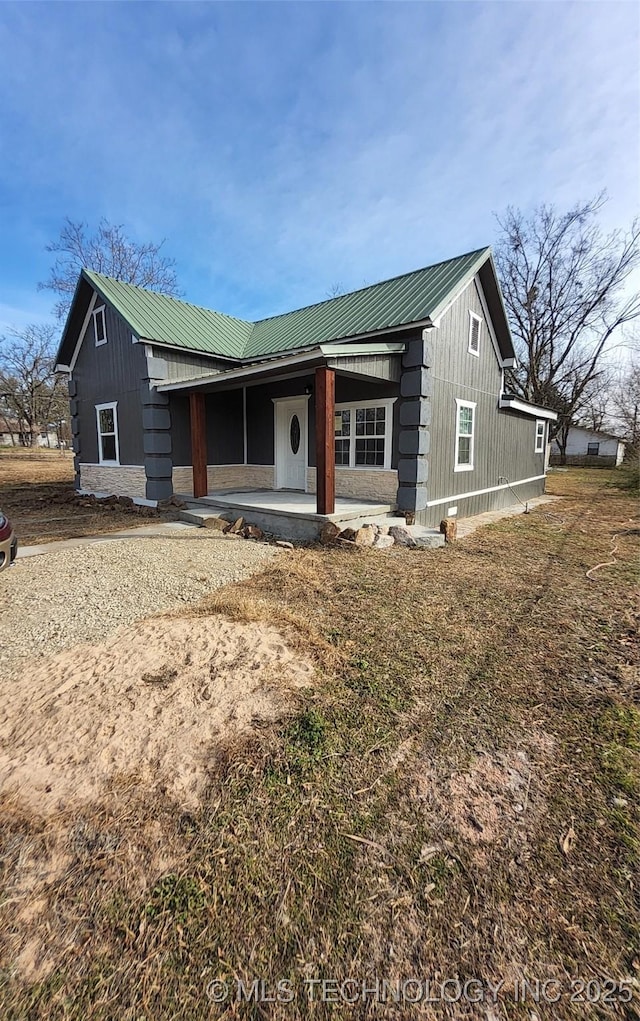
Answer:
[0,468,638,1019]
[0,449,177,544]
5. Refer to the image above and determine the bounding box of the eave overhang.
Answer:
[499,395,558,421]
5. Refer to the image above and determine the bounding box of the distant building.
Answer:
[550,426,625,467]
[0,420,60,447]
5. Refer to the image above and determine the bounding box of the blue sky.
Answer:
[0,1,638,334]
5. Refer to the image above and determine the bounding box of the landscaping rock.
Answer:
[242,525,264,540]
[338,527,356,542]
[276,540,294,550]
[202,515,230,531]
[440,518,457,542]
[388,525,417,547]
[373,533,395,549]
[319,522,341,545]
[354,524,376,547]
[224,517,244,534]
[118,496,135,508]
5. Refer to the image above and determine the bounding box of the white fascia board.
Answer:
[427,249,490,325]
[318,342,406,357]
[499,396,558,421]
[65,292,98,373]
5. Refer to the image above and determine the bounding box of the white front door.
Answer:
[275,398,308,490]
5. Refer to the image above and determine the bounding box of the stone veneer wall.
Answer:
[79,464,148,499]
[172,464,275,497]
[306,467,398,504]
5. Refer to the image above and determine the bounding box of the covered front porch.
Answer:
[157,341,405,519]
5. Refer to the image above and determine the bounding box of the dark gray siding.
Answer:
[170,390,244,465]
[73,300,147,466]
[417,277,546,525]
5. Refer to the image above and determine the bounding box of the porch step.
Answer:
[178,506,228,527]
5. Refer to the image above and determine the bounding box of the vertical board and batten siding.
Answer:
[169,390,244,466]
[73,301,147,466]
[418,277,545,527]
[150,346,232,383]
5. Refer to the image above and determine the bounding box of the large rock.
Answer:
[202,516,230,531]
[388,525,417,547]
[373,533,395,549]
[319,522,341,545]
[354,524,376,547]
[224,517,244,534]
[440,518,457,542]
[338,527,356,542]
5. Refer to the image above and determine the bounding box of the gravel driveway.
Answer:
[0,526,280,679]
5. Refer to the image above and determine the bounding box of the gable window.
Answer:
[334,400,395,469]
[93,306,107,347]
[468,311,482,356]
[587,442,600,456]
[535,420,546,453]
[96,402,120,465]
[454,399,476,471]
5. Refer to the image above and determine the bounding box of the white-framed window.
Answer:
[95,402,120,465]
[93,305,107,347]
[535,419,546,453]
[454,399,476,471]
[334,399,395,469]
[587,442,599,456]
[468,311,482,356]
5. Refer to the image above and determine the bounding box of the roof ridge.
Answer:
[252,246,491,326]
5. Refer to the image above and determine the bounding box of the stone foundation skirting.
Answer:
[79,464,147,499]
[307,467,398,504]
[172,464,275,496]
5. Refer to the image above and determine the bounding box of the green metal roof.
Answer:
[83,271,252,358]
[81,247,491,361]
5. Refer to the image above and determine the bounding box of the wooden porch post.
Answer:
[315,366,335,515]
[189,392,208,498]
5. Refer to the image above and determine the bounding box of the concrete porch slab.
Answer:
[177,489,396,541]
[179,490,394,521]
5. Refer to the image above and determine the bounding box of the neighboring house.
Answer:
[55,246,557,536]
[0,420,59,447]
[550,426,625,467]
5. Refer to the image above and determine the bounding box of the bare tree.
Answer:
[0,325,68,447]
[39,217,181,320]
[494,195,640,458]
[609,357,640,456]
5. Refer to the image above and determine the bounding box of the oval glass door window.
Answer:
[290,414,301,454]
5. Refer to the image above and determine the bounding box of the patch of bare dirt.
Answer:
[412,733,555,865]
[0,615,314,813]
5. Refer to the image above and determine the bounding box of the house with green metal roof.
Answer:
[56,247,557,537]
